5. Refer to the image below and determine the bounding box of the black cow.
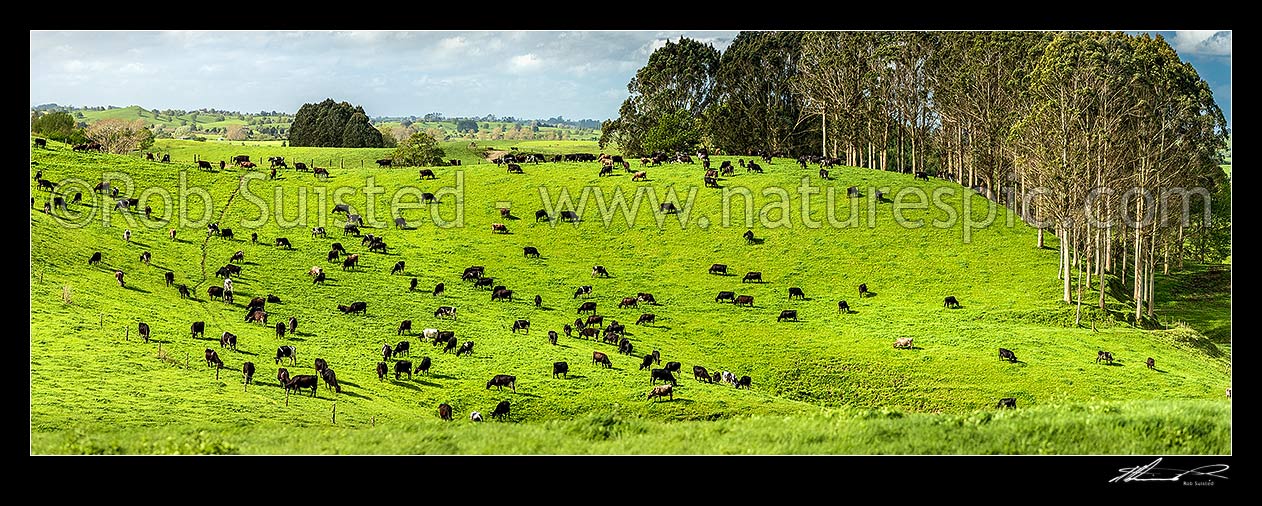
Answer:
[397,319,413,336]
[999,348,1018,362]
[735,376,752,389]
[490,400,511,421]
[511,319,530,334]
[376,158,393,167]
[524,246,540,258]
[432,282,445,296]
[319,368,342,393]
[419,169,436,179]
[286,375,318,397]
[315,358,328,373]
[275,345,297,365]
[391,261,406,275]
[553,361,569,379]
[650,368,676,385]
[640,354,656,371]
[1096,351,1115,365]
[788,287,805,300]
[563,324,573,337]
[837,300,851,313]
[915,171,930,182]
[205,348,224,368]
[486,374,517,392]
[742,272,762,283]
[847,186,859,197]
[743,230,755,244]
[242,362,255,385]
[664,362,681,376]
[944,296,961,309]
[997,398,1017,409]
[416,356,432,375]
[475,277,495,290]
[395,360,413,380]
[165,271,175,286]
[660,202,678,214]
[694,365,711,382]
[394,217,407,229]
[177,284,191,298]
[716,291,735,302]
[275,237,292,249]
[636,313,655,325]
[535,209,551,222]
[859,283,869,298]
[377,362,388,380]
[197,160,213,170]
[221,332,238,350]
[190,321,205,338]
[560,210,580,223]
[709,263,728,275]
[777,310,798,322]
[138,322,151,343]
[393,340,411,358]
[438,402,453,421]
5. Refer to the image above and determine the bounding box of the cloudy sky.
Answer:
[30,30,1230,125]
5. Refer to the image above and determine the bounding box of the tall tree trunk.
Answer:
[1099,227,1108,310]
[1134,197,1143,323]
[1085,221,1093,290]
[1176,221,1185,270]
[1148,232,1157,318]
[1062,225,1071,303]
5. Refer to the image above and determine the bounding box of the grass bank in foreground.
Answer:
[32,400,1229,455]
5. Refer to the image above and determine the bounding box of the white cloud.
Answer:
[118,63,154,75]
[439,36,467,50]
[1171,31,1231,56]
[508,53,542,73]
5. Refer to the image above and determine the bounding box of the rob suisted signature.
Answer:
[1110,458,1229,483]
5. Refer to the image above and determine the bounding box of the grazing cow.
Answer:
[486,374,517,392]
[619,297,638,309]
[391,261,406,275]
[618,337,633,356]
[221,229,234,240]
[598,165,613,177]
[637,293,656,304]
[164,271,175,287]
[915,171,930,182]
[552,361,569,379]
[294,162,307,172]
[563,324,573,337]
[1096,351,1114,365]
[435,306,457,320]
[511,319,530,334]
[591,266,610,278]
[735,376,752,389]
[647,384,674,402]
[139,251,152,266]
[499,208,511,219]
[376,159,392,167]
[275,345,297,365]
[664,361,682,375]
[430,282,445,297]
[859,283,869,298]
[535,209,551,222]
[311,227,326,238]
[560,210,580,223]
[267,294,282,304]
[632,171,647,181]
[475,277,495,290]
[230,250,245,264]
[438,402,453,421]
[712,371,723,383]
[197,160,213,170]
[246,310,268,324]
[837,300,851,313]
[189,321,205,338]
[997,398,1017,409]
[944,296,960,309]
[703,176,719,188]
[205,349,224,369]
[221,332,238,350]
[123,229,132,242]
[455,340,474,356]
[312,167,329,179]
[547,330,559,346]
[251,232,258,243]
[847,186,859,198]
[716,291,736,302]
[999,348,1018,362]
[747,161,763,173]
[342,255,359,270]
[694,365,711,382]
[242,362,255,385]
[574,285,593,299]
[416,356,432,375]
[640,354,656,371]
[277,368,290,387]
[721,371,737,385]
[585,315,604,328]
[394,217,407,229]
[523,246,542,258]
[490,400,511,421]
[650,368,676,385]
[396,319,413,336]
[491,223,508,234]
[875,189,885,202]
[288,316,298,335]
[313,272,326,284]
[788,287,805,300]
[52,196,66,211]
[275,237,292,249]
[578,302,598,315]
[656,202,680,216]
[735,295,755,307]
[137,322,151,343]
[471,411,483,422]
[743,230,755,244]
[742,272,762,283]
[636,313,655,325]
[393,340,411,358]
[37,179,57,192]
[341,301,367,315]
[314,358,328,373]
[309,266,324,277]
[35,138,47,148]
[777,309,798,322]
[177,284,191,298]
[593,351,612,368]
[1146,357,1155,370]
[394,360,414,380]
[419,169,436,179]
[73,192,82,205]
[580,327,599,339]
[376,362,388,380]
[208,286,224,300]
[492,289,514,302]
[819,168,830,180]
[893,337,914,349]
[267,322,281,339]
[507,163,523,174]
[115,271,125,287]
[286,375,318,397]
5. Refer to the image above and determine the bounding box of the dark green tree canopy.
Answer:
[601,38,720,156]
[289,99,384,147]
[455,119,479,133]
[32,111,85,144]
[392,131,447,167]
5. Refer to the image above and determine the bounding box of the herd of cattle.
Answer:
[34,139,1190,422]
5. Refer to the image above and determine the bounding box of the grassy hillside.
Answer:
[32,400,1231,454]
[77,105,289,130]
[29,140,1230,453]
[149,139,604,168]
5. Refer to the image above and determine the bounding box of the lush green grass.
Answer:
[1155,264,1232,358]
[32,400,1230,454]
[147,139,606,169]
[29,140,1230,453]
[76,105,288,130]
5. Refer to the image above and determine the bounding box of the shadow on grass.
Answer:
[392,380,422,391]
[338,390,372,400]
[514,392,541,398]
[122,285,150,294]
[233,349,258,356]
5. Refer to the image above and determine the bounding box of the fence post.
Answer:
[332,401,337,424]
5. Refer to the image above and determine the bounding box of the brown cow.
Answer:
[647,384,673,402]
[893,337,914,349]
[438,403,453,421]
[592,351,612,368]
[491,223,508,234]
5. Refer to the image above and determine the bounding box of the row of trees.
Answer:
[288,99,385,148]
[602,31,1230,320]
